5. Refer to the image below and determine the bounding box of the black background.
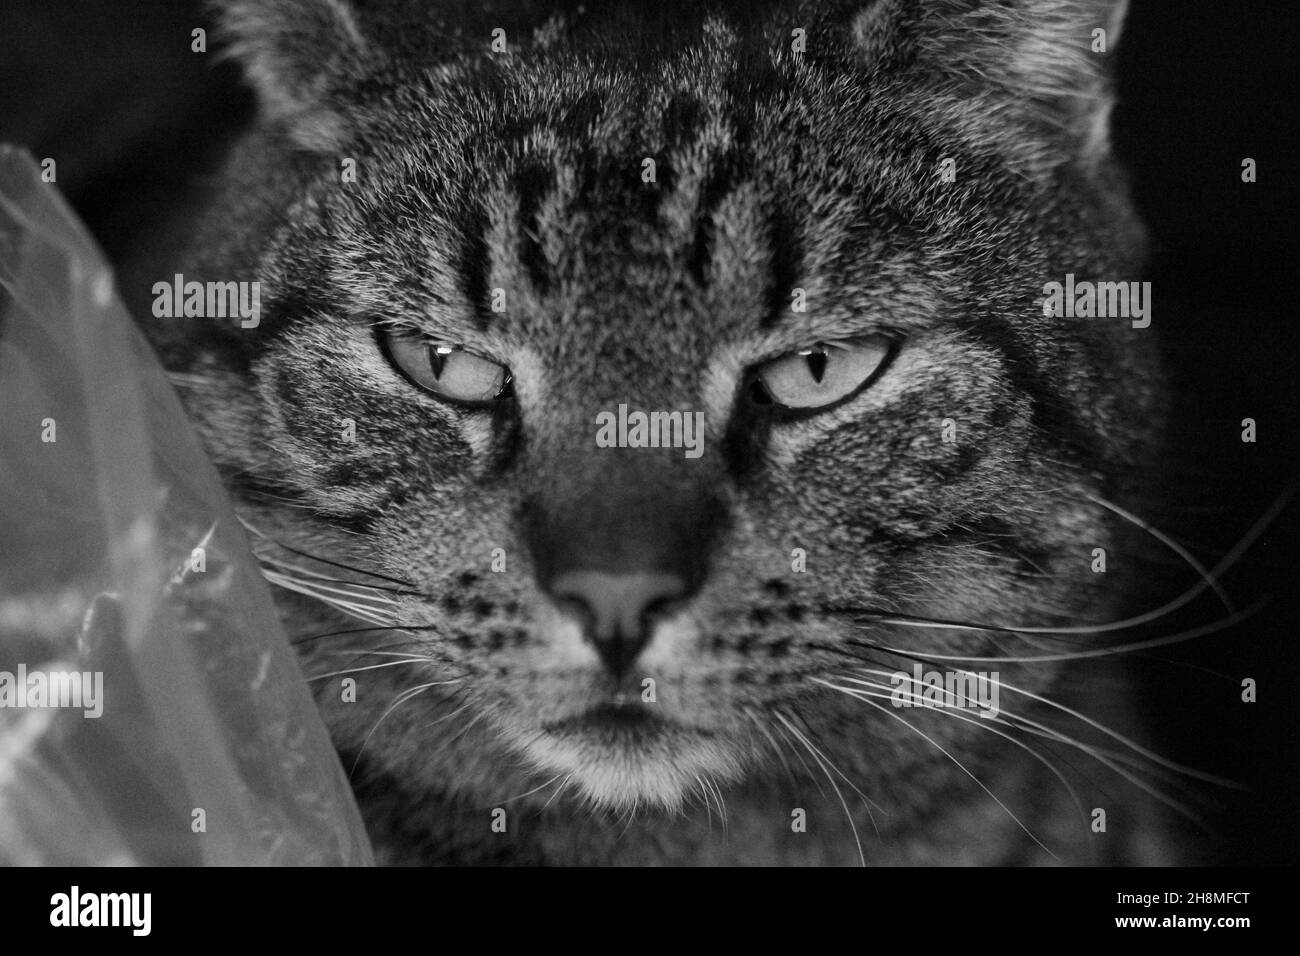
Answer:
[0,0,1295,865]
[1112,1,1297,864]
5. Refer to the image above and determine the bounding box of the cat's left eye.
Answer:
[750,335,894,410]
[384,333,512,406]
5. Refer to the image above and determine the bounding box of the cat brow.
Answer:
[373,312,485,345]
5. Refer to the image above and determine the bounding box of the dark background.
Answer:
[0,0,1295,864]
[1111,2,1298,864]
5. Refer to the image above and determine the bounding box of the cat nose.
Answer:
[549,570,686,677]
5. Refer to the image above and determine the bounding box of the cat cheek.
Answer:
[458,412,496,460]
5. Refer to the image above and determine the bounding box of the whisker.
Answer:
[261,569,397,625]
[318,648,429,661]
[1084,492,1233,613]
[540,773,576,813]
[920,668,1235,787]
[824,670,1214,831]
[616,800,642,836]
[773,709,869,866]
[239,515,416,587]
[254,550,421,596]
[847,694,1059,860]
[441,708,490,750]
[742,707,802,795]
[306,658,432,682]
[859,600,1264,664]
[710,777,730,830]
[349,678,461,778]
[814,675,1092,853]
[769,715,828,801]
[486,771,568,809]
[412,700,475,739]
[292,624,438,647]
[824,642,1240,788]
[260,568,398,609]
[837,488,1288,641]
[694,774,715,834]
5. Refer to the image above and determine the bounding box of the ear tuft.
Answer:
[214,0,373,151]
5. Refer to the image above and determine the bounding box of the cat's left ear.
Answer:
[214,0,376,151]
[854,0,1131,165]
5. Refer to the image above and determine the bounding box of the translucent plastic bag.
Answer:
[0,146,373,865]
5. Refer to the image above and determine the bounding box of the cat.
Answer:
[147,0,1182,864]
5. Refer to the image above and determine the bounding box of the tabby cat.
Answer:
[150,0,1179,864]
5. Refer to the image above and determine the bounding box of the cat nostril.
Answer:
[549,570,685,676]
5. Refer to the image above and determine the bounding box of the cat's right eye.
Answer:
[383,332,513,407]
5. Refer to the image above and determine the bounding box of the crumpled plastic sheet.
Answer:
[0,146,374,865]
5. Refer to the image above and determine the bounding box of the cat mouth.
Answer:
[542,701,710,741]
[522,701,739,810]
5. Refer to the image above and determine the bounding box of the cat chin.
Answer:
[514,726,745,814]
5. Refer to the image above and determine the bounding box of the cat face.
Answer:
[171,0,1158,818]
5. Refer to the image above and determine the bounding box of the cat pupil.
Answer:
[427,345,447,379]
[806,349,828,384]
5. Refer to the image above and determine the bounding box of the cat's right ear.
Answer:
[213,0,375,151]
[850,0,1132,172]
